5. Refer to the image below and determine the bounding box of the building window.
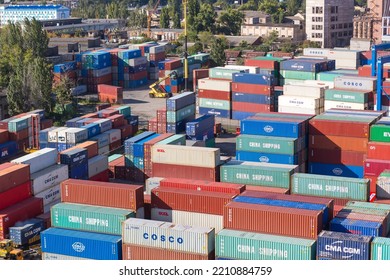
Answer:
[348,30,353,36]
[338,24,343,29]
[338,32,343,36]
[312,7,323,14]
[349,23,353,28]
[331,24,335,29]
[343,31,348,36]
[312,33,323,38]
[344,23,348,28]
[331,32,336,38]
[312,17,323,22]
[331,16,338,22]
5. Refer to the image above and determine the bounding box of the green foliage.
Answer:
[285,0,303,15]
[169,0,181,28]
[52,75,75,115]
[127,9,147,28]
[190,3,216,33]
[354,0,367,7]
[280,41,296,53]
[300,40,321,49]
[160,7,170,28]
[258,0,281,23]
[210,36,228,66]
[188,42,203,55]
[197,31,214,50]
[238,0,258,11]
[187,0,200,27]
[217,8,244,35]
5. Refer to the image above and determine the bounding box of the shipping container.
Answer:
[0,181,31,210]
[9,218,44,246]
[371,237,390,260]
[122,218,215,255]
[60,148,88,167]
[198,107,231,119]
[336,210,388,235]
[103,129,122,144]
[291,173,370,201]
[89,133,110,149]
[216,228,316,260]
[30,164,69,195]
[198,89,231,101]
[166,104,196,123]
[40,227,122,260]
[330,218,383,237]
[0,197,43,239]
[240,118,305,138]
[125,242,215,260]
[278,95,322,109]
[51,203,135,235]
[42,252,90,260]
[325,89,370,104]
[370,124,390,142]
[60,179,144,211]
[309,135,368,152]
[224,201,322,239]
[280,59,327,72]
[124,131,156,155]
[88,155,108,178]
[0,164,30,193]
[283,84,325,98]
[309,162,364,178]
[166,91,196,111]
[198,78,232,92]
[152,163,219,181]
[11,148,57,174]
[317,230,371,260]
[367,142,390,160]
[35,184,61,207]
[364,158,390,176]
[377,170,390,199]
[236,150,304,165]
[65,128,89,144]
[346,201,390,211]
[151,208,223,233]
[309,148,365,166]
[232,92,273,105]
[221,160,297,189]
[334,76,376,91]
[324,101,368,111]
[199,98,231,111]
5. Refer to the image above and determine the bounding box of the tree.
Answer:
[187,0,200,28]
[280,41,296,53]
[128,9,147,28]
[285,0,302,16]
[238,0,258,11]
[188,42,203,55]
[160,7,170,28]
[52,75,74,114]
[198,31,214,50]
[168,0,181,28]
[258,0,280,23]
[217,8,244,35]
[30,57,54,113]
[23,18,49,58]
[301,40,321,49]
[210,36,228,66]
[193,3,216,33]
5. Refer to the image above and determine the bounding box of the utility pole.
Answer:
[183,0,188,91]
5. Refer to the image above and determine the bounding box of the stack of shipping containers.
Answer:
[185,114,215,147]
[166,91,196,134]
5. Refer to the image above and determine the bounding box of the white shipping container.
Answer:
[122,218,215,255]
[151,208,224,233]
[44,199,61,214]
[283,84,325,98]
[92,67,112,78]
[303,48,330,57]
[152,144,221,168]
[129,56,148,66]
[303,80,334,89]
[278,95,323,109]
[377,176,390,199]
[57,128,70,143]
[145,177,164,195]
[42,252,90,260]
[48,127,68,143]
[278,105,323,115]
[98,145,110,155]
[30,164,69,195]
[150,45,165,54]
[35,184,61,207]
[93,119,112,133]
[224,65,259,74]
[334,76,376,91]
[66,128,88,144]
[88,155,109,178]
[103,129,121,144]
[198,78,231,92]
[324,100,368,111]
[328,49,361,60]
[12,148,58,174]
[334,59,360,70]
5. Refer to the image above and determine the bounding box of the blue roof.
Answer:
[5,5,68,10]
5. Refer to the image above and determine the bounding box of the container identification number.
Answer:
[212,266,272,276]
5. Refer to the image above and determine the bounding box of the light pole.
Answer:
[183,0,188,91]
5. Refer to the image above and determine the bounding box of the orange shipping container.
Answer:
[0,164,30,193]
[309,135,368,152]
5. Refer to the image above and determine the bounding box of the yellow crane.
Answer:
[146,0,161,39]
[149,71,178,98]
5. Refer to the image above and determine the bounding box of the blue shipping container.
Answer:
[199,107,231,119]
[69,162,89,180]
[57,143,68,152]
[126,115,139,127]
[309,162,364,179]
[53,61,77,74]
[47,142,58,149]
[236,150,300,165]
[124,131,156,155]
[232,73,275,86]
[129,64,148,74]
[132,134,160,157]
[166,91,196,112]
[40,227,122,260]
[186,128,215,141]
[330,218,383,237]
[39,127,57,143]
[66,117,84,128]
[121,49,141,59]
[81,123,101,139]
[280,59,326,73]
[166,120,187,134]
[233,196,328,226]
[60,148,88,166]
[232,111,257,121]
[0,141,17,160]
[232,92,274,105]
[9,218,44,246]
[186,114,215,136]
[90,133,110,149]
[241,118,305,138]
[317,230,372,260]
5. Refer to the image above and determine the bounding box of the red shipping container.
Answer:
[76,141,98,159]
[108,156,124,178]
[149,52,166,62]
[232,83,274,95]
[336,210,388,236]
[374,198,390,204]
[358,65,372,77]
[245,185,290,194]
[367,142,390,160]
[232,101,273,113]
[308,148,365,166]
[99,93,123,104]
[193,69,209,80]
[148,119,158,132]
[333,205,344,217]
[309,135,368,152]
[101,109,120,118]
[0,181,32,210]
[157,122,167,134]
[98,84,123,96]
[151,187,236,215]
[152,163,220,181]
[198,89,231,101]
[16,138,29,151]
[0,129,9,144]
[9,128,29,141]
[129,70,147,80]
[60,179,144,211]
[164,59,183,70]
[224,201,322,239]
[107,114,125,128]
[374,94,390,107]
[309,119,371,138]
[0,164,30,193]
[0,197,43,240]
[364,175,378,202]
[83,118,101,125]
[364,158,390,176]
[156,109,167,123]
[40,119,53,130]
[89,169,109,182]
[245,59,278,69]
[109,139,122,151]
[122,244,214,260]
[159,178,245,195]
[239,190,334,223]
[82,113,100,118]
[0,162,16,172]
[36,212,51,229]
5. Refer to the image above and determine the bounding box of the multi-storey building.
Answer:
[0,5,70,25]
[305,0,354,48]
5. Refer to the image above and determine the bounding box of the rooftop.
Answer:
[4,5,69,10]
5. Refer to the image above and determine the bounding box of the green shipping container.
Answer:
[50,203,135,235]
[199,98,231,110]
[108,154,123,162]
[205,137,216,147]
[291,173,370,201]
[209,67,245,80]
[280,70,316,80]
[166,104,196,123]
[371,237,390,260]
[370,124,390,142]
[8,117,30,132]
[115,105,131,117]
[236,135,304,155]
[316,72,345,82]
[253,56,285,62]
[220,161,298,189]
[324,89,369,104]
[346,201,390,212]
[216,229,316,260]
[157,134,186,145]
